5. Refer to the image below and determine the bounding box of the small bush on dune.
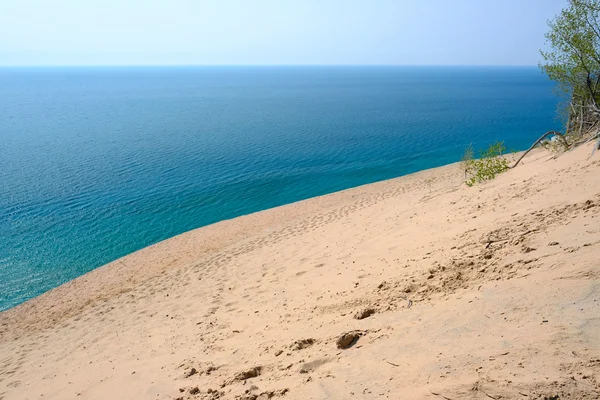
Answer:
[461,144,475,179]
[463,142,510,187]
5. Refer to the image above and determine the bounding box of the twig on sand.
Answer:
[473,383,500,400]
[386,361,400,367]
[430,391,453,400]
[485,238,509,249]
[481,390,499,400]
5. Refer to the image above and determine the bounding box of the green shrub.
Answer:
[463,142,509,187]
[461,144,475,179]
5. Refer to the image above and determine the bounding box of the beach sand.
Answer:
[1,141,599,400]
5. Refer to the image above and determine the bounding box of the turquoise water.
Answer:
[0,67,560,311]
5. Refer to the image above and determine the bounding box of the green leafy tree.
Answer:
[463,142,510,186]
[540,0,600,127]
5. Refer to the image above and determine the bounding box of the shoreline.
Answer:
[0,65,560,318]
[1,143,599,399]
[0,156,468,334]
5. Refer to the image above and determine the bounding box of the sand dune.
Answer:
[1,142,599,400]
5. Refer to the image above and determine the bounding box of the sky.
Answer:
[0,0,568,66]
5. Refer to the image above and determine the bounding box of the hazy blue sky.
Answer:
[0,0,567,66]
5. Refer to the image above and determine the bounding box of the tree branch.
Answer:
[575,0,600,42]
[510,131,570,169]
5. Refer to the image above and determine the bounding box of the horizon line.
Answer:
[0,63,541,68]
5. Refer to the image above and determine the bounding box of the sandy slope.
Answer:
[1,142,599,400]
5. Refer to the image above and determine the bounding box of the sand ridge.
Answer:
[1,142,599,399]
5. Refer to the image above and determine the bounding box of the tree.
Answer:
[540,0,600,134]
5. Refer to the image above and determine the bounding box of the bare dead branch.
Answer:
[511,131,570,169]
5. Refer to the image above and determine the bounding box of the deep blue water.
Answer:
[0,66,560,311]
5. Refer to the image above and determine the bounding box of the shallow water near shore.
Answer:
[0,66,560,311]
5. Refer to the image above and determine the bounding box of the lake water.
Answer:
[0,66,560,311]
